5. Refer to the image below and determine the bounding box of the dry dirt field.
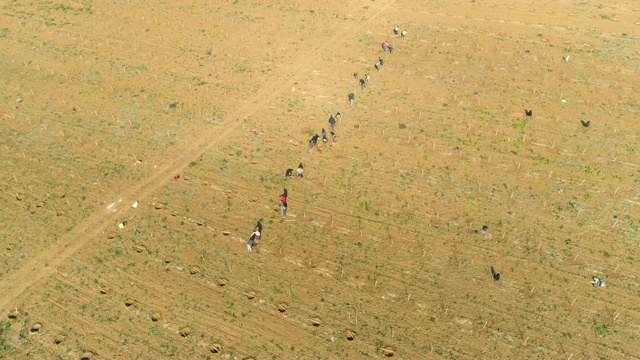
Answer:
[1,0,640,359]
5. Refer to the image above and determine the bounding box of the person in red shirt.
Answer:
[280,189,288,216]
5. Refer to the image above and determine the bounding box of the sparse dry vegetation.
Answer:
[0,0,639,359]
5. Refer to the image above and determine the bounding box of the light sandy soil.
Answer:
[1,0,640,359]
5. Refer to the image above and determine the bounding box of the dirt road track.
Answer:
[0,0,396,313]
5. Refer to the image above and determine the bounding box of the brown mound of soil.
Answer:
[381,346,395,357]
[179,326,191,337]
[210,343,222,353]
[8,308,19,319]
[54,333,66,344]
[344,330,356,341]
[30,322,42,333]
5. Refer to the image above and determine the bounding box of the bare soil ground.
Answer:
[1,0,640,359]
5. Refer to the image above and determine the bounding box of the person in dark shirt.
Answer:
[285,168,293,179]
[309,134,320,148]
[254,220,263,240]
[329,116,336,130]
[348,93,355,106]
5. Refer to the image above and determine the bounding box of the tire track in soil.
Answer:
[0,0,396,312]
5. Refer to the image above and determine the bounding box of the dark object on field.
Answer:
[490,267,500,281]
